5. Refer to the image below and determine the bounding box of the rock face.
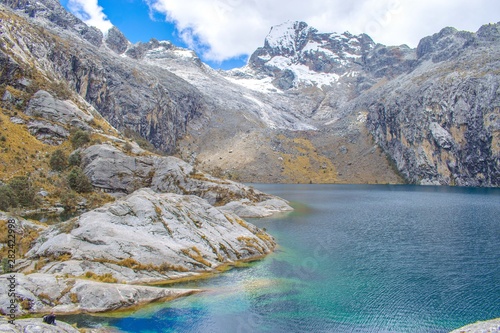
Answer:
[105,27,129,54]
[81,143,292,216]
[448,318,500,333]
[25,188,277,284]
[0,0,207,153]
[239,21,500,186]
[26,90,94,130]
[248,20,375,89]
[0,273,197,316]
[363,25,500,186]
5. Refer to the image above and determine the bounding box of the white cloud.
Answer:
[146,0,499,62]
[67,0,113,32]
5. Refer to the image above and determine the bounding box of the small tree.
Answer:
[9,176,36,207]
[68,151,82,167]
[123,142,133,153]
[67,167,93,193]
[71,130,90,149]
[60,191,78,211]
[0,185,17,210]
[49,149,68,171]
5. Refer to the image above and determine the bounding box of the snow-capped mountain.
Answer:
[245,21,374,89]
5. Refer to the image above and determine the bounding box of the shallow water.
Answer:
[62,184,500,333]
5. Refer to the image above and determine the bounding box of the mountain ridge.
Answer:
[1,0,499,186]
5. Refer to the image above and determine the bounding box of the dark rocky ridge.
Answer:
[0,0,207,153]
[362,25,500,186]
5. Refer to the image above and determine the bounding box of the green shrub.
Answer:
[49,149,67,171]
[123,142,133,153]
[60,191,78,211]
[0,185,17,210]
[8,176,36,207]
[70,130,90,149]
[67,167,93,193]
[68,151,81,167]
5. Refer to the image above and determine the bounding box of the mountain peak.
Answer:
[264,21,315,55]
[247,21,375,89]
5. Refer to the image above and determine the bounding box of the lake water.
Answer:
[64,185,500,333]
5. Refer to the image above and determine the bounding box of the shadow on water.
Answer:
[21,210,78,224]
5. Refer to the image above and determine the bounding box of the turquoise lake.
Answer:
[64,184,500,332]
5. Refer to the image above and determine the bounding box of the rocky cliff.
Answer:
[363,25,500,186]
[223,21,499,186]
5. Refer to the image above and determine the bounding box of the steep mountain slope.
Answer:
[212,21,500,186]
[1,0,499,186]
[0,0,207,153]
[145,21,404,184]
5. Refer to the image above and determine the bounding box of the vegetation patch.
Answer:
[237,236,265,253]
[94,257,189,273]
[83,271,118,283]
[279,136,338,184]
[0,219,41,261]
[181,247,212,267]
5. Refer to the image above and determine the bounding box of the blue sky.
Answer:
[60,0,500,70]
[60,0,248,69]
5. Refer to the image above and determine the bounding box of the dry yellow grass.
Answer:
[279,136,337,183]
[181,247,212,267]
[0,110,72,181]
[0,108,114,209]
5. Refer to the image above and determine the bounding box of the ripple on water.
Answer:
[63,185,500,333]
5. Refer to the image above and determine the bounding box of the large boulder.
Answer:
[25,90,94,130]
[27,119,70,145]
[25,188,276,284]
[81,144,293,217]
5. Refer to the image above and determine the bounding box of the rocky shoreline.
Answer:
[0,187,284,317]
[449,318,500,333]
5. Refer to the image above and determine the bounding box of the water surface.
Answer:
[64,185,500,332]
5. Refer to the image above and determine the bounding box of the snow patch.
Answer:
[289,63,340,87]
[225,74,278,94]
[258,54,272,61]
[145,46,197,60]
[267,56,293,68]
[265,21,299,51]
[357,112,367,123]
[302,41,339,59]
